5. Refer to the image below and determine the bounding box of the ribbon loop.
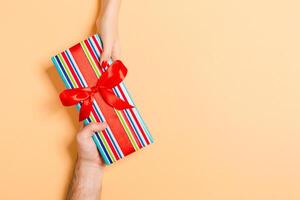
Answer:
[98,60,128,88]
[59,60,134,121]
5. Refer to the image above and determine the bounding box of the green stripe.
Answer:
[80,42,138,151]
[115,111,139,150]
[80,42,101,77]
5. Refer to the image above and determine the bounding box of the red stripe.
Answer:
[69,43,135,156]
[84,39,143,149]
[61,50,120,160]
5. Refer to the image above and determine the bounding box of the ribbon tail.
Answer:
[100,88,134,110]
[79,97,94,121]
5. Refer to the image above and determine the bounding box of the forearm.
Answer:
[96,0,122,61]
[99,0,121,19]
[67,159,103,200]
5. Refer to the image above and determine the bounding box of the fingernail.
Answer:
[100,60,107,68]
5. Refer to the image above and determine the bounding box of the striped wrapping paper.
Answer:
[51,34,153,165]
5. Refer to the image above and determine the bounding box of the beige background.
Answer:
[1,0,300,199]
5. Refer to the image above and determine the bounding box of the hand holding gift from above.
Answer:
[96,0,122,65]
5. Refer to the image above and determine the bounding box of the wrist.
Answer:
[99,0,120,19]
[67,159,103,199]
[77,159,103,173]
[75,159,103,190]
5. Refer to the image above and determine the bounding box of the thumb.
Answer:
[77,122,108,139]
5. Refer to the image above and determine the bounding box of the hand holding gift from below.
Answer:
[67,122,107,200]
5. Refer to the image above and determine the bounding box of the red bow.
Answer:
[59,60,134,121]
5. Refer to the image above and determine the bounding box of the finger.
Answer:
[78,122,108,138]
[100,51,111,66]
[99,40,113,66]
[111,40,121,61]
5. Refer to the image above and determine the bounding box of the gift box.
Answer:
[51,34,153,165]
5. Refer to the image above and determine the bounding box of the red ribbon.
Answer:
[59,60,134,121]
